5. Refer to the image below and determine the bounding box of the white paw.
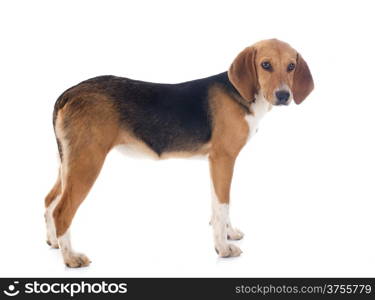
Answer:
[215,243,242,257]
[46,238,59,249]
[63,252,91,268]
[46,229,59,248]
[227,227,244,240]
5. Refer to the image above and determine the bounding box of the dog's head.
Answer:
[228,39,314,105]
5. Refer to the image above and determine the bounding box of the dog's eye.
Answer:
[287,63,295,72]
[261,61,272,70]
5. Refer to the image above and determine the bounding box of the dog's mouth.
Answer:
[263,89,294,106]
[274,98,292,106]
[262,95,291,106]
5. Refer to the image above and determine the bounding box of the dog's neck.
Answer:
[250,93,272,116]
[213,72,272,115]
[231,92,254,114]
[244,93,272,140]
[219,71,257,114]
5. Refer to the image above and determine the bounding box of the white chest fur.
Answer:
[245,94,271,140]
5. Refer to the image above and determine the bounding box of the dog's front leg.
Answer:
[209,153,242,257]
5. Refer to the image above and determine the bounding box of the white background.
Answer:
[0,0,374,277]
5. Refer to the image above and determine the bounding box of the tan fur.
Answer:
[292,54,314,104]
[208,85,249,204]
[53,94,120,237]
[255,40,295,102]
[228,46,258,102]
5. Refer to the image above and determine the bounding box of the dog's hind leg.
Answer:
[49,92,120,267]
[54,144,107,268]
[44,169,62,248]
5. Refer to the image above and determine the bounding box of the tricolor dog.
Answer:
[45,39,314,267]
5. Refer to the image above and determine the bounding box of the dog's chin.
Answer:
[266,98,286,106]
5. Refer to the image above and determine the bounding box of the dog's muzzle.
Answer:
[275,90,290,105]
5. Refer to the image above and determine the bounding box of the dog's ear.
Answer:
[228,46,258,102]
[292,53,314,104]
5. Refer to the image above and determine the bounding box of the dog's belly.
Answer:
[115,137,211,160]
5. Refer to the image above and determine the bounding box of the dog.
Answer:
[45,39,314,267]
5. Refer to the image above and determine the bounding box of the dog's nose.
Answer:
[275,90,290,105]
